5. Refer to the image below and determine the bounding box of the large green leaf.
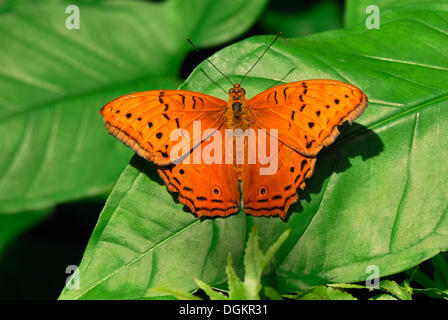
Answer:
[59,1,448,299]
[0,0,267,214]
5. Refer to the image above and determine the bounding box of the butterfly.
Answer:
[100,34,368,219]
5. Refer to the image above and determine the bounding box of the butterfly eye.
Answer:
[258,185,268,197]
[211,186,222,197]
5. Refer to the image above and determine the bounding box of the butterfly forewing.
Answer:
[248,80,368,157]
[100,90,227,165]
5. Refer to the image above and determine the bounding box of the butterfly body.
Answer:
[224,83,252,130]
[100,79,367,219]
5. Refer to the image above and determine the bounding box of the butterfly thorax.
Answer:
[224,83,252,130]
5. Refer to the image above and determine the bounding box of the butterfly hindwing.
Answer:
[100,90,227,165]
[248,80,368,157]
[241,126,316,218]
[157,127,241,217]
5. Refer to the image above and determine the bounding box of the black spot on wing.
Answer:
[301,159,307,170]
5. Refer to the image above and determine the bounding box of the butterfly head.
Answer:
[229,83,246,96]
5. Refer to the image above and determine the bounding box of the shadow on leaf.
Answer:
[289,122,384,219]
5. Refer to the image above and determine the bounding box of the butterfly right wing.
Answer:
[248,80,368,157]
[100,90,227,165]
[241,125,316,219]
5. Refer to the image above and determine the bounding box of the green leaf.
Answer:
[0,0,267,214]
[194,279,229,300]
[243,228,290,299]
[147,287,202,300]
[369,294,398,300]
[263,286,283,300]
[327,283,366,289]
[60,2,448,299]
[226,255,247,300]
[294,286,357,300]
[380,280,412,300]
[242,228,264,300]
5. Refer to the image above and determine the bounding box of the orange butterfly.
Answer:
[100,34,368,219]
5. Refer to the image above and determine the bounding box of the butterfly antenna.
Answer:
[187,38,234,86]
[239,32,282,85]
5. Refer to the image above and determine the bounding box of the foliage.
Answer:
[150,231,448,300]
[0,0,446,300]
[148,227,291,300]
[59,0,448,299]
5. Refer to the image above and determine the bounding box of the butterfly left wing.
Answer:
[248,80,368,157]
[158,162,241,217]
[100,90,227,165]
[157,127,241,217]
